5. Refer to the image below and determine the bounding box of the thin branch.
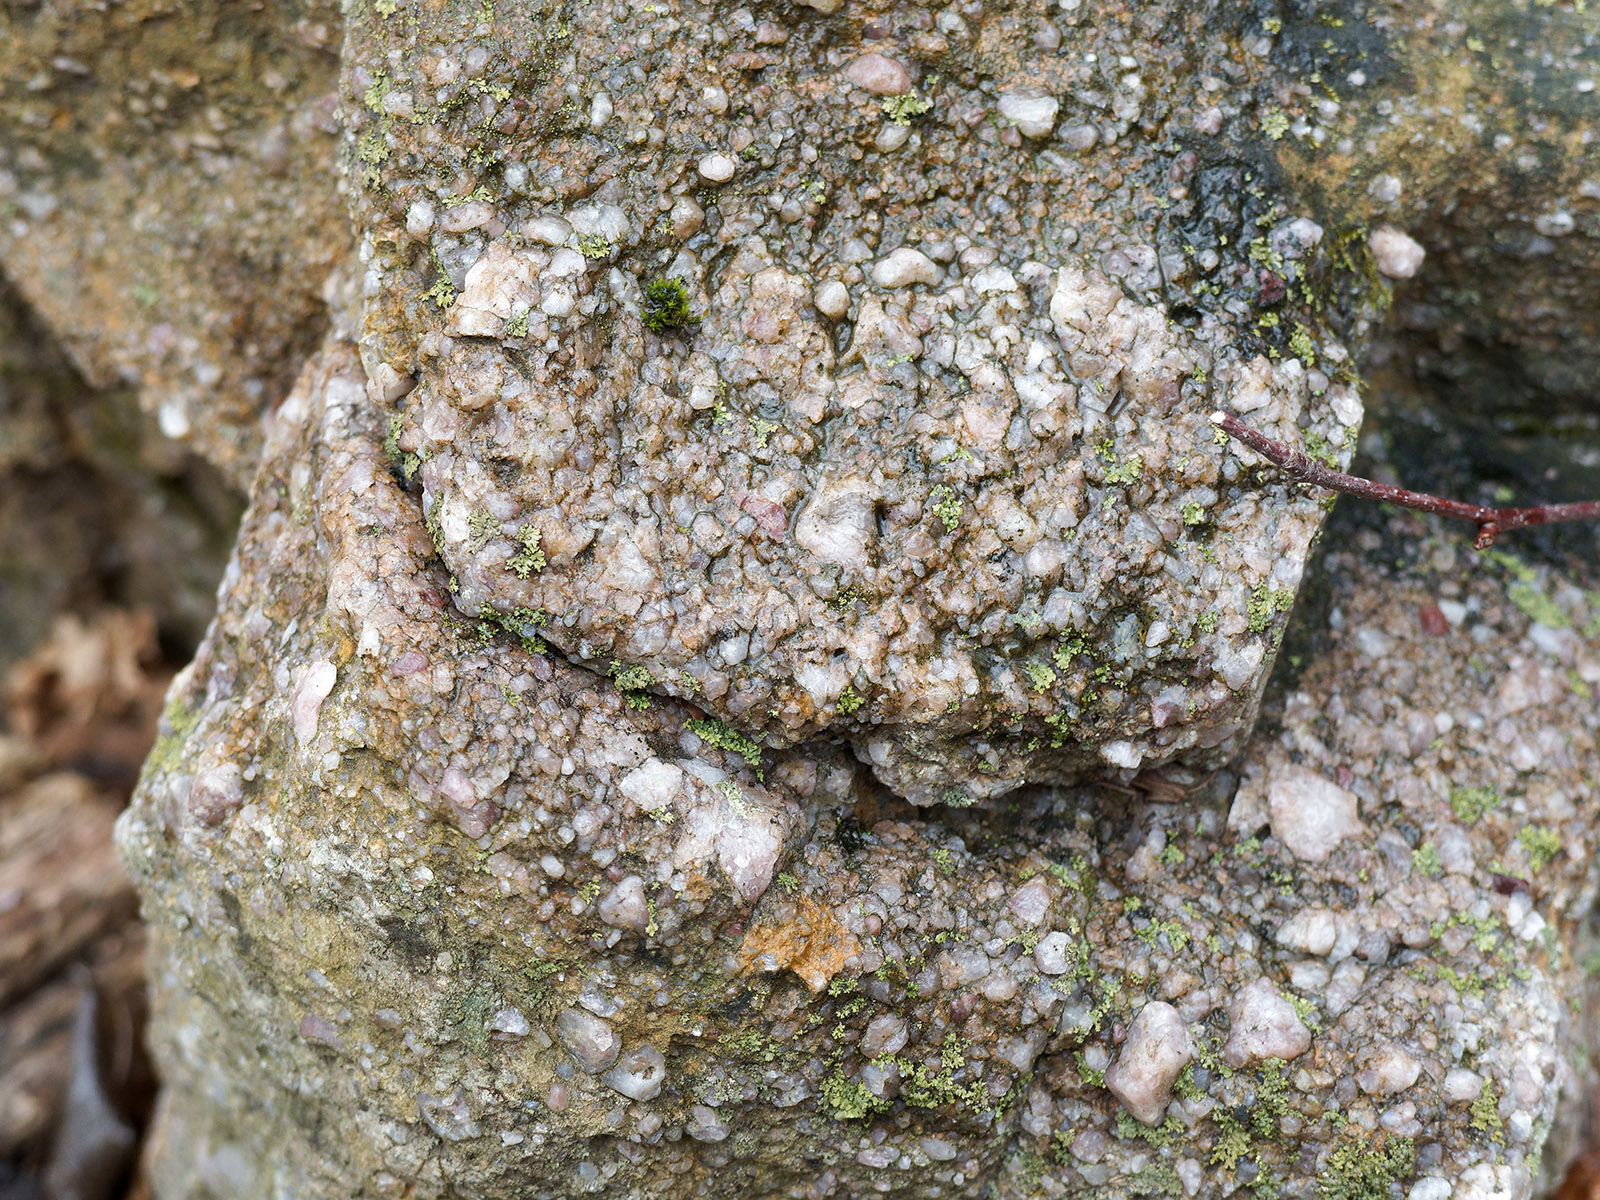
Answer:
[1210,410,1600,549]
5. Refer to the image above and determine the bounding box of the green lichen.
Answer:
[1097,438,1143,486]
[576,233,613,259]
[1023,661,1057,692]
[882,90,933,125]
[1181,500,1207,526]
[1469,1076,1504,1144]
[384,415,420,483]
[821,1070,885,1120]
[467,507,498,550]
[929,485,962,532]
[1449,784,1499,825]
[1412,842,1443,877]
[837,685,864,715]
[1316,1135,1414,1200]
[685,718,763,768]
[507,526,546,577]
[144,697,200,777]
[1518,825,1561,873]
[641,277,697,333]
[1248,581,1296,634]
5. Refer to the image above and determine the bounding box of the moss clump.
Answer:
[641,277,697,333]
[1316,1135,1415,1200]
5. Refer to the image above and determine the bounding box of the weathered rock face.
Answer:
[81,0,1600,1195]
[119,327,1600,1197]
[349,0,1377,804]
[0,0,349,486]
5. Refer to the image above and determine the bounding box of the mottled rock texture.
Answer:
[20,0,1594,1194]
[0,0,349,487]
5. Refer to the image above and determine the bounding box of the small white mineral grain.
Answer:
[1104,1001,1193,1125]
[1222,978,1312,1068]
[1368,225,1425,279]
[813,279,851,319]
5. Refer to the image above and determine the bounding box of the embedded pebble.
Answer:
[555,1008,621,1073]
[1357,1043,1422,1096]
[1368,225,1426,279]
[1274,906,1338,956]
[844,53,911,96]
[697,154,736,184]
[187,764,244,826]
[602,1044,667,1101]
[1034,930,1073,975]
[1222,978,1312,1068]
[1267,766,1365,862]
[813,279,851,319]
[998,90,1060,138]
[1104,1001,1193,1125]
[685,1104,729,1142]
[870,247,939,288]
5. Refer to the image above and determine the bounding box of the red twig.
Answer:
[1210,410,1600,549]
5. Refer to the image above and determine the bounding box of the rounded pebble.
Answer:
[998,90,1060,138]
[1368,225,1426,279]
[697,154,736,184]
[844,52,911,96]
[602,1044,667,1100]
[813,279,850,319]
[871,247,939,288]
[1222,978,1312,1068]
[555,1007,621,1073]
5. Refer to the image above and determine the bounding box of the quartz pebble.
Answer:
[697,153,736,184]
[555,1008,621,1073]
[602,1045,667,1101]
[998,90,1060,138]
[1104,1001,1193,1125]
[871,247,939,288]
[1368,224,1426,279]
[1268,766,1365,862]
[1222,978,1313,1068]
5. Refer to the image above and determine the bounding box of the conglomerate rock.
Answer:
[83,0,1600,1195]
[350,0,1379,805]
[118,318,1600,1197]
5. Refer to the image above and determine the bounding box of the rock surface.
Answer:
[348,0,1380,806]
[118,326,1600,1196]
[7,0,1587,1194]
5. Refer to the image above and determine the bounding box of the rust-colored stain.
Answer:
[1556,1149,1600,1200]
[736,894,861,993]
